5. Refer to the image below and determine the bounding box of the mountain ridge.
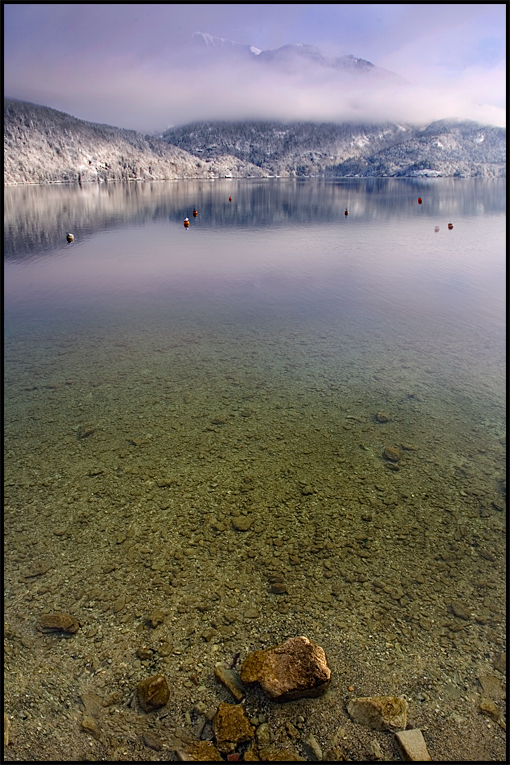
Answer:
[3,98,268,185]
[4,98,506,185]
[163,119,505,178]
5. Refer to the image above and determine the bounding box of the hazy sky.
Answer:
[4,4,506,131]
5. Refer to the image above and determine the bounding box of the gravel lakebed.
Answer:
[4,318,506,761]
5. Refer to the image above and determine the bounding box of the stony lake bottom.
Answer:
[4,178,506,761]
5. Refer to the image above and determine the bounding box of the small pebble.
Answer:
[137,675,170,712]
[35,612,79,635]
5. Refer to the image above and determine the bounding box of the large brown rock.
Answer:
[240,636,331,702]
[347,695,408,731]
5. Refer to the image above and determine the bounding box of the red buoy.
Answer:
[344,209,348,216]
[448,223,453,230]
[183,218,189,228]
[192,209,197,217]
[229,197,232,202]
[417,198,422,204]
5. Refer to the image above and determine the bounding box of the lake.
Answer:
[4,178,506,761]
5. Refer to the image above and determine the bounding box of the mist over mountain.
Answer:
[175,31,501,128]
[4,34,506,185]
[192,31,407,84]
[4,8,505,132]
[4,97,505,186]
[183,32,412,125]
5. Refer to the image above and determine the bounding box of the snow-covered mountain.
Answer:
[3,98,268,185]
[4,98,506,185]
[192,31,407,84]
[163,119,506,178]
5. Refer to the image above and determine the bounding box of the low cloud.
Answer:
[161,55,506,128]
[4,6,505,133]
[40,52,504,132]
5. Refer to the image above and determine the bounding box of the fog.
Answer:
[4,4,506,132]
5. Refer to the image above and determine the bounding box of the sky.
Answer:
[4,4,506,132]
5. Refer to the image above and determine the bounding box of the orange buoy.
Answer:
[66,232,74,242]
[192,209,197,217]
[344,209,348,216]
[448,223,453,230]
[183,217,190,228]
[229,197,232,202]
[417,198,422,204]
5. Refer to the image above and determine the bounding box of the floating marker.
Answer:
[344,209,348,216]
[418,198,422,204]
[183,217,190,228]
[192,209,197,217]
[448,223,453,230]
[66,232,74,242]
[229,197,232,202]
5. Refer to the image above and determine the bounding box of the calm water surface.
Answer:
[4,178,506,760]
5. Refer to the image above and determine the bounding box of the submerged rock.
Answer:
[35,612,79,635]
[147,609,165,628]
[240,635,331,702]
[395,729,431,761]
[137,675,170,712]
[492,652,506,674]
[479,697,501,722]
[231,515,253,531]
[213,663,247,702]
[346,695,409,731]
[80,714,101,741]
[382,446,401,462]
[258,745,307,761]
[174,739,223,761]
[212,702,254,753]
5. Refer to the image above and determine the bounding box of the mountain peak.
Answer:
[192,31,259,56]
[189,32,403,81]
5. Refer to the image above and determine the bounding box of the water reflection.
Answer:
[4,177,506,261]
[4,181,506,352]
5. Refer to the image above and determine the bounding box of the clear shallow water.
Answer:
[4,178,506,761]
[4,178,506,322]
